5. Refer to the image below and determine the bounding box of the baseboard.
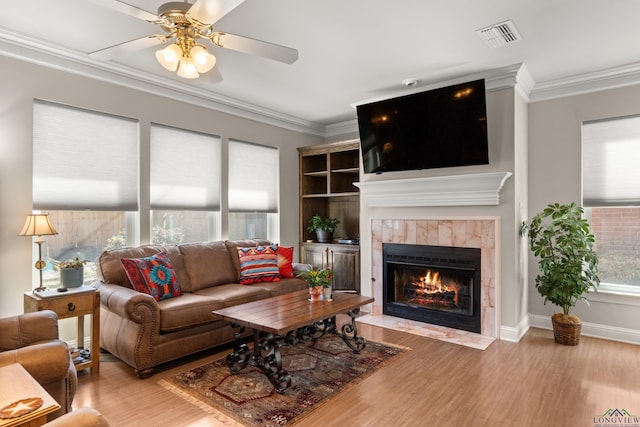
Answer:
[528,314,640,345]
[65,337,91,350]
[499,314,530,343]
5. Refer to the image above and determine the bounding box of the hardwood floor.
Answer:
[73,324,640,427]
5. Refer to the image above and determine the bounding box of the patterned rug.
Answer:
[159,334,408,426]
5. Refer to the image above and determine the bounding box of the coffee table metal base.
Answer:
[226,308,366,393]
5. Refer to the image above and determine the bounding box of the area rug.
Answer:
[159,334,408,426]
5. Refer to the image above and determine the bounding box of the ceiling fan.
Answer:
[89,0,298,80]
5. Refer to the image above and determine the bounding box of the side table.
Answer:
[0,363,60,427]
[23,287,100,374]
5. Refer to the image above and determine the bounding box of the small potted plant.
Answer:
[521,202,600,345]
[297,265,333,301]
[56,257,87,288]
[307,214,340,243]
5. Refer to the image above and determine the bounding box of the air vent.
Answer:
[476,20,522,48]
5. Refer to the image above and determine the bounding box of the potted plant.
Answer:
[520,202,600,345]
[56,257,87,289]
[307,214,339,243]
[297,265,333,301]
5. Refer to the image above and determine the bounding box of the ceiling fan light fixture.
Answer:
[177,56,199,79]
[155,43,182,71]
[191,45,216,73]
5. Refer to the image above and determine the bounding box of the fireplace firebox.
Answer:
[383,243,481,333]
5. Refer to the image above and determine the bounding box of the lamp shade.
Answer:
[155,44,182,71]
[191,45,216,73]
[18,214,58,237]
[177,57,199,79]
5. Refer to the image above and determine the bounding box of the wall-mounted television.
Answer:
[356,79,489,174]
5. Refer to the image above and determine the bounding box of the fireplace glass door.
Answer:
[383,243,481,333]
[391,264,475,316]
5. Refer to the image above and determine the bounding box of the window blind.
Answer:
[150,124,221,211]
[33,100,139,211]
[228,139,278,213]
[583,116,640,207]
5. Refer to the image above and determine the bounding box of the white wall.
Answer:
[528,84,640,340]
[0,55,321,332]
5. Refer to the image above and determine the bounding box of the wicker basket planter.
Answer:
[551,313,582,346]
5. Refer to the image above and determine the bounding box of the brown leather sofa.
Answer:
[95,239,307,378]
[0,310,77,421]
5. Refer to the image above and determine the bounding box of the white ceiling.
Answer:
[2,0,640,132]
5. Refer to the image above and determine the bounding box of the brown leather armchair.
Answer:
[0,310,77,421]
[45,407,111,426]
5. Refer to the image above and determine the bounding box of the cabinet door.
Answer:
[301,244,360,293]
[330,247,360,293]
[301,245,326,271]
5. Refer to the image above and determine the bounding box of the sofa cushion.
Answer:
[276,246,295,278]
[179,241,237,292]
[157,293,225,333]
[237,245,281,285]
[97,245,190,290]
[121,252,182,301]
[194,283,270,308]
[250,277,308,297]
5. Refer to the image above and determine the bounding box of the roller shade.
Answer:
[228,139,278,213]
[583,116,640,207]
[33,100,139,211]
[150,124,221,211]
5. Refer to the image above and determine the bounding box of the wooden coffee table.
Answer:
[213,289,374,393]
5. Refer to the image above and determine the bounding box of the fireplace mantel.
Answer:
[354,172,512,207]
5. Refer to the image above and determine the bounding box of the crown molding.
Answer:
[4,23,640,137]
[529,61,640,102]
[0,28,326,137]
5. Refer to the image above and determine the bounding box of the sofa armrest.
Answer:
[45,407,111,427]
[0,341,71,385]
[0,310,59,351]
[96,282,159,324]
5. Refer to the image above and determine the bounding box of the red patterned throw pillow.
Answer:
[277,246,294,278]
[121,252,182,301]
[237,245,281,285]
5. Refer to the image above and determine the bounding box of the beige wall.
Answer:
[0,55,321,324]
[528,84,640,333]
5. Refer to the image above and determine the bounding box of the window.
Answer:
[33,100,139,287]
[150,124,221,244]
[583,116,640,294]
[31,102,281,288]
[228,139,279,241]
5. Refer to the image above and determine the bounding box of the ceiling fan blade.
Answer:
[88,0,160,23]
[214,32,298,64]
[188,0,245,25]
[90,36,164,61]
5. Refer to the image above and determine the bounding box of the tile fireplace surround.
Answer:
[354,172,513,347]
[367,218,499,341]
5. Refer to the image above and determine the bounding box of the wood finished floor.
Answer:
[73,324,640,427]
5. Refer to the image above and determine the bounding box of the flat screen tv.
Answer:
[356,79,489,174]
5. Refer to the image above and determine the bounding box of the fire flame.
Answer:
[412,269,459,305]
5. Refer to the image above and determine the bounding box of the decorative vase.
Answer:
[551,313,582,346]
[322,286,332,301]
[60,266,84,288]
[309,285,323,301]
[315,230,333,243]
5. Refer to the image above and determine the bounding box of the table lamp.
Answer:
[18,214,58,292]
